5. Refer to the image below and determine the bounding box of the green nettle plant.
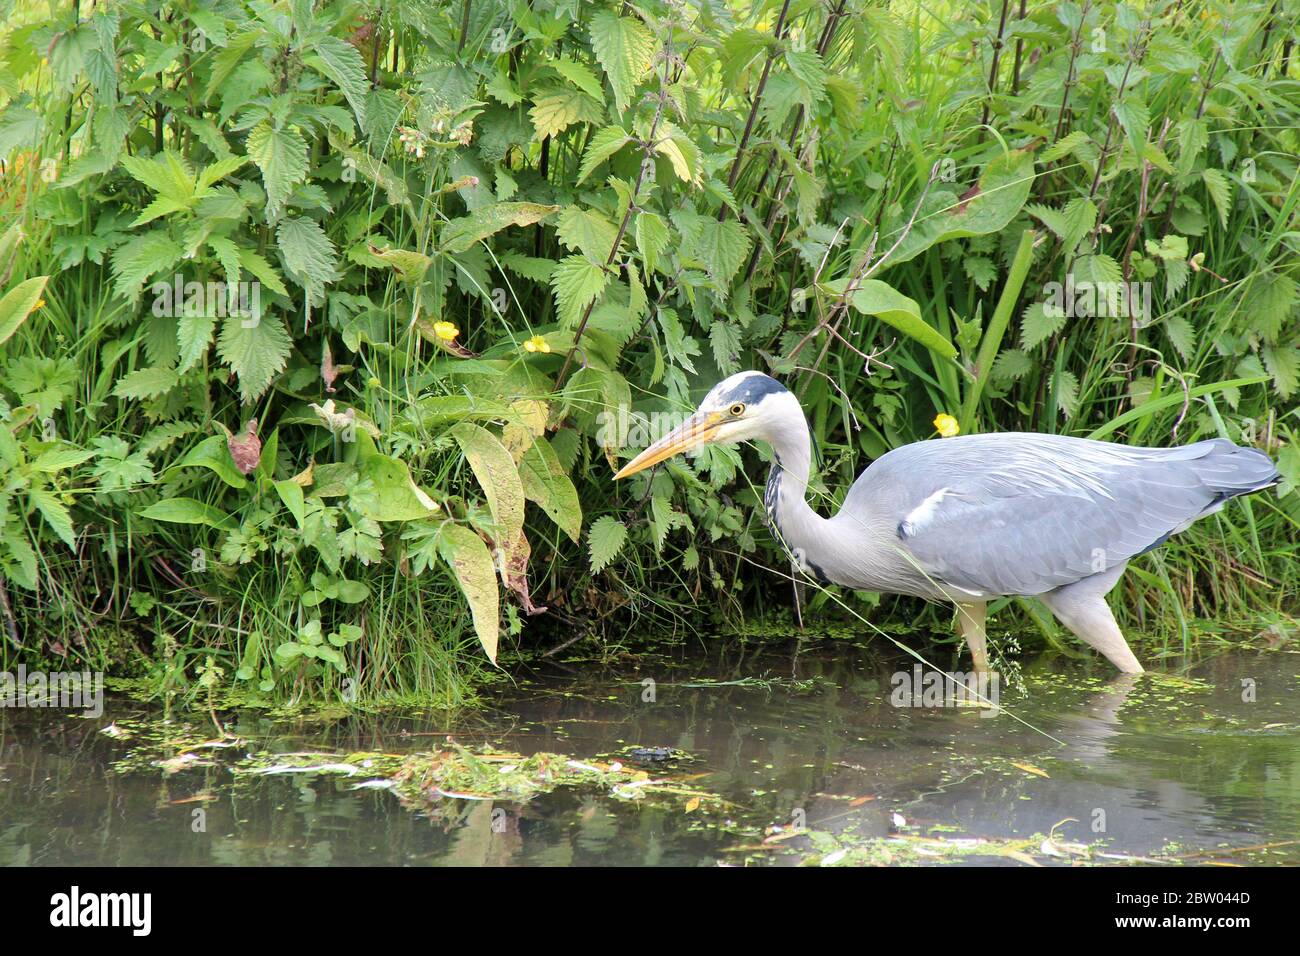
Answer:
[0,0,1296,706]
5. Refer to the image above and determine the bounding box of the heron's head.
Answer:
[613,371,797,479]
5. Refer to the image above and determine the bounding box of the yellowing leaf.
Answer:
[440,202,560,254]
[0,276,49,346]
[448,422,525,546]
[436,524,500,663]
[1011,762,1050,778]
[520,437,582,543]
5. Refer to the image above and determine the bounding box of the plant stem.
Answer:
[959,228,1037,434]
[981,0,1012,131]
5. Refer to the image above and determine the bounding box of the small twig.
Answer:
[789,162,940,377]
[0,577,20,648]
[980,0,1013,131]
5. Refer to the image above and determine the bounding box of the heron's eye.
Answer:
[729,402,746,417]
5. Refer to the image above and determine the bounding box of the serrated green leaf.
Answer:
[587,514,628,574]
[177,312,216,373]
[635,212,669,274]
[577,125,632,184]
[555,205,619,260]
[276,216,339,302]
[551,255,610,326]
[588,10,655,114]
[216,314,291,402]
[306,35,370,125]
[529,87,603,140]
[29,487,75,548]
[113,366,180,400]
[1020,300,1067,350]
[247,121,308,220]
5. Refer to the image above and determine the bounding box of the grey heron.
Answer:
[613,371,1281,674]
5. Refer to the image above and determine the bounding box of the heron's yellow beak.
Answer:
[613,411,723,479]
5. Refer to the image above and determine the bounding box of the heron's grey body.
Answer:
[631,371,1280,674]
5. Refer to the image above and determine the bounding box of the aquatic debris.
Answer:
[154,753,214,774]
[248,763,362,776]
[625,746,679,764]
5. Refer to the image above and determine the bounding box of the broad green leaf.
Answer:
[519,437,582,543]
[436,523,500,663]
[834,278,957,360]
[349,454,438,522]
[274,478,306,529]
[138,497,237,530]
[448,422,525,545]
[879,150,1034,270]
[587,514,627,573]
[171,434,248,488]
[0,276,49,346]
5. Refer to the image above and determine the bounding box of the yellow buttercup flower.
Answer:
[934,413,960,438]
[523,334,550,354]
[433,321,459,341]
[34,299,45,309]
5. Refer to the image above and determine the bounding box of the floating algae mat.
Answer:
[2,636,1299,866]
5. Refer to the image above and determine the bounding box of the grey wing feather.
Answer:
[843,433,1278,598]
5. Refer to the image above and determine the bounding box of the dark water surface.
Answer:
[2,637,1298,866]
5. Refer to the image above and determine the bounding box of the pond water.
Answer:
[2,635,1298,866]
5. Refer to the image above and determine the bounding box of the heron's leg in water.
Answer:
[956,601,989,674]
[1039,568,1144,674]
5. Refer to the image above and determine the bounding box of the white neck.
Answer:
[761,398,830,568]
[758,395,900,592]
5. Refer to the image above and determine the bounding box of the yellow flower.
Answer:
[433,321,459,341]
[934,413,960,438]
[523,334,550,354]
[34,299,45,309]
